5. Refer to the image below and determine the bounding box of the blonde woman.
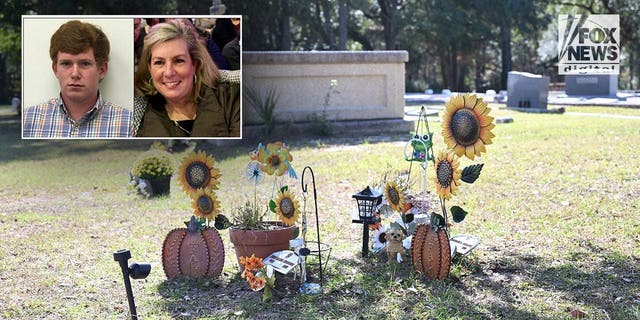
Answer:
[134,19,239,137]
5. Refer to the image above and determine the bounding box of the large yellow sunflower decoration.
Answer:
[178,150,222,195]
[434,149,462,200]
[442,93,495,160]
[191,188,221,221]
[429,93,493,226]
[270,187,300,226]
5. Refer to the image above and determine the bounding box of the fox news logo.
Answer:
[558,14,619,75]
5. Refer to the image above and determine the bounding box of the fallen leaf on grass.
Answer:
[569,309,587,319]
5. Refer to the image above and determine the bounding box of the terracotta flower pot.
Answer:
[229,221,296,271]
[162,226,225,279]
[410,224,451,280]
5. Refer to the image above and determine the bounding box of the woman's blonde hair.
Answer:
[134,19,219,100]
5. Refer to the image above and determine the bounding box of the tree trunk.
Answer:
[321,0,335,49]
[440,52,449,90]
[378,0,397,50]
[450,43,458,90]
[280,0,291,50]
[500,20,512,90]
[338,0,347,50]
[0,54,8,104]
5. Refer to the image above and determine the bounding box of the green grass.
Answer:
[0,106,639,319]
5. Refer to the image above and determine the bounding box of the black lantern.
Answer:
[352,186,382,256]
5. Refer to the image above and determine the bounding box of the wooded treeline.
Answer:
[1,0,638,103]
[226,0,639,92]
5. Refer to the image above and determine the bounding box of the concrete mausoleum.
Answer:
[242,51,409,125]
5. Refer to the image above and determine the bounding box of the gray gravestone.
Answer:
[565,75,617,97]
[507,71,550,110]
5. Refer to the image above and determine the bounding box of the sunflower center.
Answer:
[197,195,214,214]
[388,187,400,205]
[378,232,387,244]
[186,162,211,189]
[437,161,453,187]
[279,198,294,218]
[451,108,480,146]
[268,155,281,168]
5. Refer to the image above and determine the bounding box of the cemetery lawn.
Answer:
[1,105,639,319]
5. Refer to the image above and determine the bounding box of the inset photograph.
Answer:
[132,17,241,138]
[22,17,134,138]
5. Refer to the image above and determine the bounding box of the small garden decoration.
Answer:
[370,93,495,280]
[229,142,299,270]
[239,254,276,302]
[161,150,228,279]
[129,146,174,197]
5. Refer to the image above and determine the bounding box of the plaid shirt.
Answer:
[23,94,132,138]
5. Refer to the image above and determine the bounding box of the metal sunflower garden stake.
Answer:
[161,150,229,279]
[412,93,495,279]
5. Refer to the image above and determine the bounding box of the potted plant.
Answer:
[161,150,228,279]
[228,142,300,271]
[130,148,175,197]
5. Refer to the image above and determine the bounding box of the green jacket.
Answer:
[136,82,240,137]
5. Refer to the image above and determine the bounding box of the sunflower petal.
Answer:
[473,98,488,112]
[474,139,486,154]
[480,126,496,144]
[443,136,457,150]
[480,115,495,126]
[463,93,477,109]
[465,146,475,160]
[453,144,466,157]
[446,95,464,112]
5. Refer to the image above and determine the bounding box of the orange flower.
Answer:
[250,276,267,291]
[240,254,264,271]
[368,213,382,231]
[241,269,254,280]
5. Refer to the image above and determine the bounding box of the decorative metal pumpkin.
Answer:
[162,217,225,279]
[410,224,451,280]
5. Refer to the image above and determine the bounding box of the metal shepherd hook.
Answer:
[301,166,324,286]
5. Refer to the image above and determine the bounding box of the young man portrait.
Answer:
[23,19,132,138]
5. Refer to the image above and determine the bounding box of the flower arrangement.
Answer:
[369,93,495,264]
[230,142,301,301]
[128,147,175,197]
[239,254,276,302]
[177,150,229,228]
[369,170,419,255]
[131,150,174,180]
[232,141,299,230]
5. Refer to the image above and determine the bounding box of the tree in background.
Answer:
[1,0,638,104]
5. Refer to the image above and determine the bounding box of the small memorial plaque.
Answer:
[264,250,300,274]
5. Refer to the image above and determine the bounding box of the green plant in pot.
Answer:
[229,142,300,271]
[130,149,174,197]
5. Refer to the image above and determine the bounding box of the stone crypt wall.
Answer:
[242,51,409,125]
